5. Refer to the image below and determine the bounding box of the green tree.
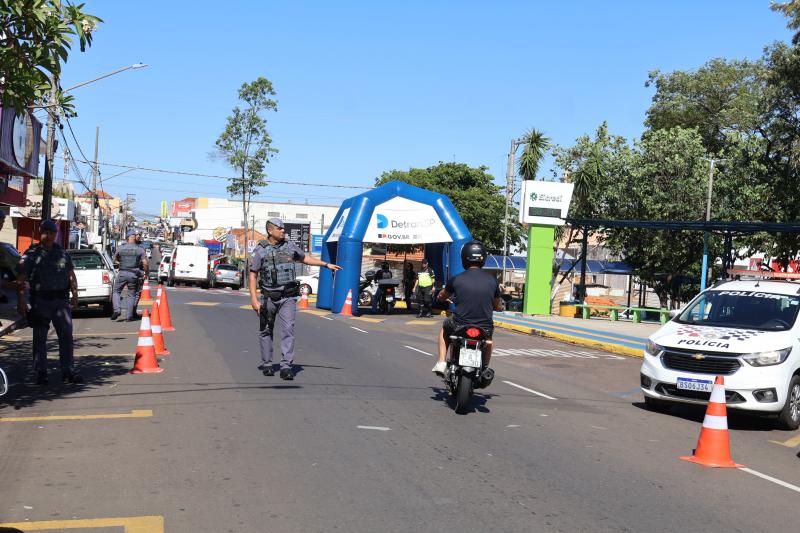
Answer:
[0,0,102,114]
[772,0,800,44]
[375,162,518,252]
[517,128,551,181]
[215,77,278,264]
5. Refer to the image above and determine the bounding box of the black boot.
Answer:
[258,364,275,377]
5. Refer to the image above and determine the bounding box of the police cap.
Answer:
[126,229,137,238]
[41,219,58,233]
[266,217,284,230]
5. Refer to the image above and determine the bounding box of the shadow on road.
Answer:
[0,335,131,412]
[631,401,783,432]
[430,386,494,414]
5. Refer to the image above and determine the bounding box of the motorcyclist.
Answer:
[432,240,502,376]
[371,261,393,313]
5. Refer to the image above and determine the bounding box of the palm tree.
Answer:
[517,128,551,181]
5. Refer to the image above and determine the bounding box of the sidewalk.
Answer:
[0,287,24,337]
[493,311,661,357]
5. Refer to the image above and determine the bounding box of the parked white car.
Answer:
[69,248,116,315]
[640,279,800,429]
[158,255,171,283]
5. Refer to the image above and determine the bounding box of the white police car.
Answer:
[640,278,800,429]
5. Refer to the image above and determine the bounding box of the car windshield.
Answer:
[216,264,237,271]
[676,289,800,331]
[71,253,106,270]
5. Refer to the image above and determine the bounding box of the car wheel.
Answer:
[167,276,175,287]
[233,285,240,291]
[777,375,800,430]
[301,284,312,295]
[643,395,671,413]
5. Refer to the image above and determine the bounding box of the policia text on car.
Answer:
[249,218,341,380]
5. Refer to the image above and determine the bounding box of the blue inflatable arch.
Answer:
[317,181,472,314]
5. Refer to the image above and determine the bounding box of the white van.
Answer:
[640,278,800,429]
[167,245,210,288]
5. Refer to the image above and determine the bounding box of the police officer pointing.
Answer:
[249,218,341,380]
[16,219,82,385]
[111,230,148,321]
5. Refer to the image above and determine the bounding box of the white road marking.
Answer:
[740,467,800,494]
[506,424,521,428]
[493,348,625,360]
[404,345,433,356]
[322,316,334,321]
[502,380,557,400]
[351,326,368,333]
[357,425,391,431]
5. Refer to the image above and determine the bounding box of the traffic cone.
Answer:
[298,286,309,310]
[140,277,153,303]
[680,376,742,468]
[159,285,175,332]
[340,288,354,316]
[155,283,163,302]
[131,310,164,374]
[151,302,170,356]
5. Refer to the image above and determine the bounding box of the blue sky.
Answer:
[49,1,792,218]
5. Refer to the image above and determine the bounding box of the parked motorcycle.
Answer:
[443,325,494,414]
[376,279,400,314]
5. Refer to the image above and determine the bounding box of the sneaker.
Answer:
[35,370,48,386]
[432,361,447,376]
[62,371,84,384]
[110,312,120,321]
[258,364,275,377]
[280,368,294,380]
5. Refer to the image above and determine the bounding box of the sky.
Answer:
[46,1,794,219]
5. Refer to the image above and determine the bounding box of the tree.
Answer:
[517,128,551,181]
[772,0,800,44]
[215,77,278,268]
[375,162,519,252]
[0,0,101,114]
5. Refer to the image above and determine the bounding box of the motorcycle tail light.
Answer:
[102,272,111,284]
[388,287,394,293]
[466,327,481,338]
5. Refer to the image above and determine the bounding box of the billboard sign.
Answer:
[363,196,452,244]
[519,181,574,226]
[284,222,311,252]
[311,234,324,254]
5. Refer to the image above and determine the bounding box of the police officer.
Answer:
[413,258,436,318]
[131,231,148,313]
[16,219,82,385]
[111,230,148,321]
[371,261,393,313]
[249,218,341,380]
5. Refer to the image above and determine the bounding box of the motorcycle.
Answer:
[443,325,494,414]
[376,279,399,314]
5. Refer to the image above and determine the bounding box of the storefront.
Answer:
[10,195,76,253]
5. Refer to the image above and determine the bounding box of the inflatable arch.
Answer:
[317,181,472,314]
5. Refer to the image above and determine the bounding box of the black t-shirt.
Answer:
[444,268,500,328]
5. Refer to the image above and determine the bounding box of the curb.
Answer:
[493,318,644,358]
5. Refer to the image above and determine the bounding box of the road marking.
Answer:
[770,433,800,448]
[321,316,334,321]
[185,301,219,306]
[239,304,253,309]
[303,309,331,316]
[404,345,433,356]
[73,332,139,337]
[0,335,21,341]
[740,467,800,495]
[502,380,557,400]
[405,320,438,325]
[351,316,386,323]
[0,409,153,422]
[492,348,625,360]
[72,353,133,357]
[351,326,368,333]
[357,425,391,431]
[0,515,164,531]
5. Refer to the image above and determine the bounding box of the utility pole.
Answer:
[700,158,726,292]
[501,138,523,286]
[89,126,99,236]
[41,75,59,221]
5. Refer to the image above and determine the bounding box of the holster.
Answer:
[259,302,276,333]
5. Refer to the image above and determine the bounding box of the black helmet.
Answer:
[461,240,486,268]
[381,261,390,269]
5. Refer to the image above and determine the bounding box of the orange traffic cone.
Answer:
[151,302,170,356]
[159,285,175,332]
[141,277,153,303]
[155,283,163,303]
[340,288,354,316]
[298,286,309,310]
[131,310,164,374]
[680,376,742,468]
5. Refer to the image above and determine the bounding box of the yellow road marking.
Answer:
[302,309,331,316]
[0,515,163,532]
[351,316,386,323]
[72,352,133,357]
[0,335,21,341]
[240,304,253,309]
[494,320,643,358]
[185,301,219,306]
[770,433,800,448]
[0,409,153,423]
[74,331,139,337]
[405,319,438,325]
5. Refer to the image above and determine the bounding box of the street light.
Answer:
[42,63,148,221]
[501,138,525,286]
[700,157,727,292]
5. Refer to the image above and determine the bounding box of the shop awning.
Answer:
[557,259,633,274]
[484,255,526,270]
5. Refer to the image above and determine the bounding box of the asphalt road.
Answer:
[0,287,798,532]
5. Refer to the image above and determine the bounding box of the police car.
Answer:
[640,277,800,429]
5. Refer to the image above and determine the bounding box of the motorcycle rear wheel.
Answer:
[454,374,472,414]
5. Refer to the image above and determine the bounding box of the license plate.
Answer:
[386,296,394,302]
[676,377,713,392]
[459,347,482,368]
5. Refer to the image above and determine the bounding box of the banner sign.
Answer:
[364,196,452,244]
[285,222,311,252]
[327,208,350,242]
[519,181,574,226]
[10,195,75,221]
[311,234,323,253]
